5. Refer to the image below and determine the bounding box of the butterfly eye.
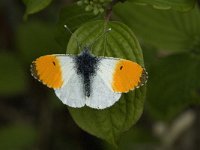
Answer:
[120,66,123,70]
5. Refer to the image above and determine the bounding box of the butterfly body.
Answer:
[74,48,99,97]
[31,49,147,109]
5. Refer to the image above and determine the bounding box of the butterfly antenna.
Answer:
[88,28,112,49]
[64,25,81,51]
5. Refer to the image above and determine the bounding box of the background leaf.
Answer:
[129,0,196,11]
[16,21,61,63]
[105,126,158,150]
[66,20,146,146]
[22,0,52,18]
[0,124,37,150]
[147,53,200,120]
[0,53,27,96]
[114,3,200,52]
[55,4,102,49]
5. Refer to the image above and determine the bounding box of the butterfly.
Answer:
[31,47,147,109]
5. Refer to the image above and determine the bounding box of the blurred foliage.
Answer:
[114,3,200,52]
[23,0,52,19]
[147,53,200,120]
[0,124,37,150]
[0,0,199,149]
[105,126,158,150]
[129,0,196,11]
[77,0,112,15]
[0,53,27,95]
[16,21,62,63]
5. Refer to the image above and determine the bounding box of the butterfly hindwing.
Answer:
[85,74,121,109]
[55,73,86,108]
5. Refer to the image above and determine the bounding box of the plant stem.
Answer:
[105,0,119,21]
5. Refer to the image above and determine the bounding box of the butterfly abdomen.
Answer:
[74,49,99,97]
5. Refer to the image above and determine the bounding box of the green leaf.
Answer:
[0,53,27,96]
[55,4,101,49]
[16,21,61,63]
[22,0,52,19]
[105,126,158,150]
[66,20,146,146]
[0,124,37,150]
[129,0,196,11]
[147,53,200,120]
[114,3,200,52]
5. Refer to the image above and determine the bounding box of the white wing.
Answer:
[85,74,121,109]
[85,58,122,109]
[54,55,86,108]
[55,56,122,109]
[96,58,119,91]
[55,74,86,108]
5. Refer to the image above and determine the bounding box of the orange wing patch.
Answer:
[31,55,63,89]
[112,60,145,92]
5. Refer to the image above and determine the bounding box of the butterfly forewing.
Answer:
[31,55,64,88]
[97,57,147,93]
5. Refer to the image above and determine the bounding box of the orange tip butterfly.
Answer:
[30,27,148,109]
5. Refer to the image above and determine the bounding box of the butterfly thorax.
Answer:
[74,48,99,97]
